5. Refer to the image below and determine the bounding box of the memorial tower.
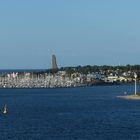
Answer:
[52,55,58,73]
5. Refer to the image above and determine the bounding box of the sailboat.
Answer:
[3,104,7,114]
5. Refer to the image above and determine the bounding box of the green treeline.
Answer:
[59,64,140,75]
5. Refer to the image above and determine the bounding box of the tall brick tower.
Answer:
[52,55,58,73]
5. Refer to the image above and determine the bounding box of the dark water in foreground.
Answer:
[0,85,140,140]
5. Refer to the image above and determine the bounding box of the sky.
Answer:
[0,0,140,69]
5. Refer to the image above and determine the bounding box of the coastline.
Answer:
[117,95,140,100]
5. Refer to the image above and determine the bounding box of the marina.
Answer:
[0,72,83,88]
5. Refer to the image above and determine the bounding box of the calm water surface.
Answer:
[0,85,140,140]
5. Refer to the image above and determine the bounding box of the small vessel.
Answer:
[3,104,7,114]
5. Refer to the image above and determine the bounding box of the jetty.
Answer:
[117,95,140,100]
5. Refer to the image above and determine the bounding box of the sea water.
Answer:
[0,85,140,140]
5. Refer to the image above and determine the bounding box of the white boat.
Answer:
[3,104,7,114]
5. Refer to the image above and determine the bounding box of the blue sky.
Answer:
[0,0,140,69]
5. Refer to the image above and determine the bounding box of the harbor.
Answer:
[0,71,84,88]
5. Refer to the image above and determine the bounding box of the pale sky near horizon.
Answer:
[0,0,140,69]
